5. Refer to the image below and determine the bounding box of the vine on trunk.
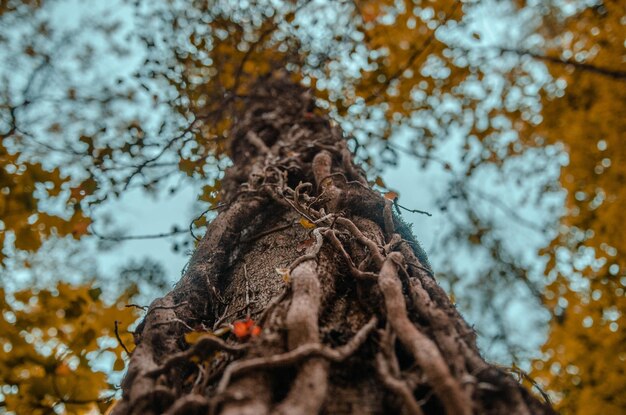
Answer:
[113,74,555,415]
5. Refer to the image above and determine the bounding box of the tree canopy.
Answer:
[0,0,624,413]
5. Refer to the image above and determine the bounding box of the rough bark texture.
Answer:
[113,74,556,415]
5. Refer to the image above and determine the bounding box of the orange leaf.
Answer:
[232,319,251,339]
[72,220,90,237]
[185,331,208,345]
[384,191,398,200]
[232,318,260,340]
[55,363,72,376]
[361,3,380,23]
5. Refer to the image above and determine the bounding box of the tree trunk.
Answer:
[112,74,555,415]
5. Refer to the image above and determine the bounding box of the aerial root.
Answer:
[127,385,176,415]
[274,358,328,415]
[145,335,248,379]
[383,199,395,238]
[312,150,342,209]
[215,316,378,394]
[340,147,369,185]
[287,227,324,271]
[276,225,327,414]
[324,229,378,280]
[312,150,333,188]
[163,394,209,415]
[321,215,473,413]
[375,353,425,415]
[246,130,270,154]
[335,217,384,266]
[406,277,469,379]
[378,252,472,415]
[216,375,272,415]
[375,324,425,415]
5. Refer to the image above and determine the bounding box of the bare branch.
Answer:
[114,320,131,356]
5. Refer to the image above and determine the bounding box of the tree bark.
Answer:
[112,74,555,415]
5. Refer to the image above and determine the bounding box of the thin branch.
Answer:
[91,227,186,241]
[122,124,196,191]
[465,184,547,234]
[499,47,626,81]
[114,320,131,356]
[125,304,148,311]
[397,203,432,217]
[509,366,553,406]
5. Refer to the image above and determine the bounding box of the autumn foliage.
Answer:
[0,0,624,413]
[0,283,137,413]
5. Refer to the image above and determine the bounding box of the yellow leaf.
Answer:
[113,357,126,371]
[299,218,316,229]
[184,330,214,345]
[275,267,290,283]
[179,159,196,176]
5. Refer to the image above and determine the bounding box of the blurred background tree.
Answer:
[0,0,623,413]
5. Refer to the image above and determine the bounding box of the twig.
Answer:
[91,227,186,241]
[506,365,552,406]
[125,303,148,311]
[149,301,190,312]
[472,46,626,81]
[114,320,131,356]
[397,203,432,217]
[244,264,251,316]
[122,124,197,192]
[146,335,247,378]
[212,303,254,331]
